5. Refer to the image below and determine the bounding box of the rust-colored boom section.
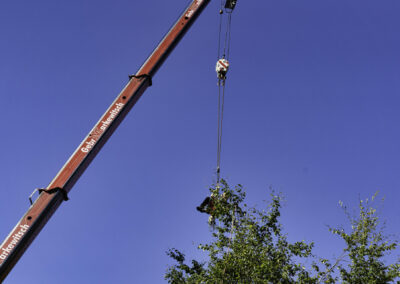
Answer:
[0,0,210,281]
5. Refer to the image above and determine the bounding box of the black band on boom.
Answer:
[129,74,153,86]
[39,187,69,201]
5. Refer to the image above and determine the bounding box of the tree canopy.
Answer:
[165,180,400,283]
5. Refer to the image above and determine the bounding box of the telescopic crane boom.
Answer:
[0,0,210,281]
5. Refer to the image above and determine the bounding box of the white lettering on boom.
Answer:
[0,225,30,261]
[80,103,124,153]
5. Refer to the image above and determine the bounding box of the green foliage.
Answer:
[329,193,400,283]
[165,182,400,283]
[165,180,317,283]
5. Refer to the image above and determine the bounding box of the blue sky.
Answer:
[1,0,399,283]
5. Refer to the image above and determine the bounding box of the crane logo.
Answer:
[0,225,30,261]
[100,103,124,131]
[185,10,194,18]
[81,102,125,153]
[185,0,203,19]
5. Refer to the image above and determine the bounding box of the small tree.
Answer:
[329,194,400,283]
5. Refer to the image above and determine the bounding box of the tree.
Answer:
[165,181,400,283]
[328,194,400,283]
[165,180,317,283]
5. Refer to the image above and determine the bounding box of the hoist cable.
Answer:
[226,12,233,59]
[216,2,234,186]
[216,81,226,185]
[217,0,224,59]
[222,8,233,59]
[216,83,221,184]
[220,84,226,180]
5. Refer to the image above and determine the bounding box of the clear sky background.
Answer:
[1,0,399,283]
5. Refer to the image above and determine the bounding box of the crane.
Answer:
[0,0,219,281]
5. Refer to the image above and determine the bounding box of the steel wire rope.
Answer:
[216,3,234,187]
[216,82,226,185]
[216,0,224,186]
[217,0,224,59]
[222,7,233,59]
[226,11,233,59]
[217,84,221,184]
